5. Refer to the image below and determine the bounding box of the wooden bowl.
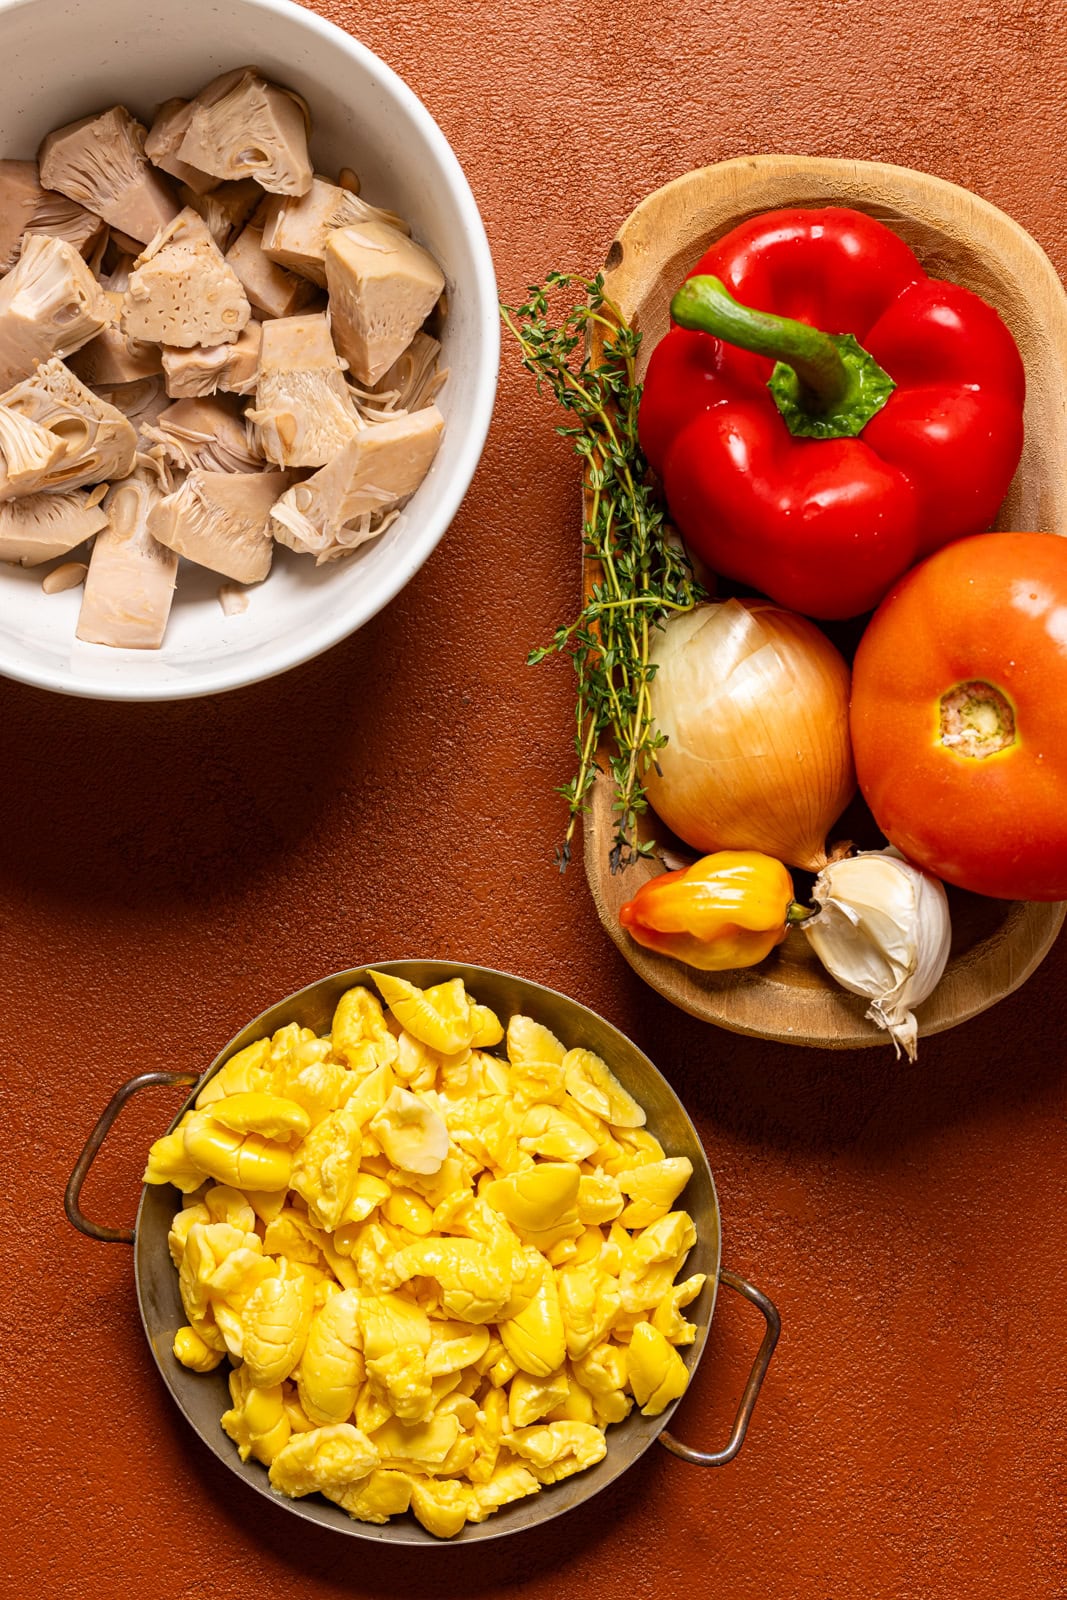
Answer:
[584,155,1067,1049]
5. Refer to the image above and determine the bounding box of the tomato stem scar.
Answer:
[939,680,1016,758]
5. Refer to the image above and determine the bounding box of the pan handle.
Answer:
[658,1266,781,1467]
[65,1070,199,1245]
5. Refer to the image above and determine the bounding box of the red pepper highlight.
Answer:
[638,207,1025,620]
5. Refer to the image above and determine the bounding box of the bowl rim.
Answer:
[0,0,500,703]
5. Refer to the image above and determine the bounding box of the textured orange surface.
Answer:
[4,1,1067,1596]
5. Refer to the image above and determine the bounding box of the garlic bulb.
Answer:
[801,850,952,1060]
[644,598,855,871]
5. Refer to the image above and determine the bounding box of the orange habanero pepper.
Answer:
[619,850,804,972]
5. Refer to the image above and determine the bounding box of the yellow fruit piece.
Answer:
[357,1292,432,1360]
[246,1187,289,1226]
[382,1235,514,1324]
[626,1321,690,1416]
[563,1049,646,1129]
[499,1260,566,1377]
[652,1273,707,1345]
[298,1287,364,1426]
[203,1184,257,1231]
[425,1321,492,1377]
[195,1039,272,1107]
[572,1341,628,1398]
[167,1202,209,1267]
[366,1342,433,1424]
[470,1463,541,1520]
[545,1374,596,1424]
[519,1104,599,1162]
[484,1161,581,1234]
[182,1111,293,1192]
[407,1474,475,1538]
[241,1265,314,1386]
[143,1129,204,1193]
[557,1258,621,1361]
[382,1188,435,1235]
[369,1087,449,1176]
[268,1423,379,1497]
[356,1381,393,1436]
[327,1468,414,1524]
[576,1172,624,1226]
[279,1060,351,1127]
[506,1013,566,1069]
[616,1157,693,1228]
[222,1366,291,1465]
[343,1062,395,1128]
[370,970,478,1054]
[508,1368,570,1428]
[262,1207,328,1268]
[371,1412,461,1470]
[207,1092,311,1142]
[288,1107,364,1230]
[178,1220,250,1320]
[331,985,395,1068]
[506,1420,607,1484]
[173,1324,224,1372]
[469,1004,504,1048]
[509,1059,567,1107]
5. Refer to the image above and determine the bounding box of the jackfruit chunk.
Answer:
[0,162,49,273]
[325,221,445,386]
[260,178,409,288]
[122,207,250,349]
[0,234,114,390]
[0,405,67,498]
[1,358,137,491]
[0,487,108,565]
[77,464,178,648]
[70,289,163,387]
[26,190,108,263]
[177,67,313,197]
[149,468,289,583]
[39,105,179,245]
[0,162,107,274]
[141,395,264,474]
[161,322,261,398]
[270,405,443,562]
[247,313,361,467]
[368,333,446,416]
[225,213,317,320]
[93,375,170,441]
[145,98,219,196]
[180,178,262,252]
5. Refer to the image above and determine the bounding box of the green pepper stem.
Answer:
[785,902,814,925]
[672,276,849,406]
[670,275,896,441]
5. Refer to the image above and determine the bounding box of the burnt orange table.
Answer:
[5,2,1067,1595]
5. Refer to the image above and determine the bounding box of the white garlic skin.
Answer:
[802,849,952,1060]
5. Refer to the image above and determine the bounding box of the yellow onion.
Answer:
[644,598,855,871]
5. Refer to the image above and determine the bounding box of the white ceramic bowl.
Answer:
[0,0,499,700]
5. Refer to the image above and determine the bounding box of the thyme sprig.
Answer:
[500,271,704,873]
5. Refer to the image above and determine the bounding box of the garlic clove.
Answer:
[802,850,951,1060]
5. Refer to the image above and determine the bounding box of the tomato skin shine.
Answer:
[850,531,1067,901]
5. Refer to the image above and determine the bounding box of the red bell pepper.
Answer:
[638,207,1025,619]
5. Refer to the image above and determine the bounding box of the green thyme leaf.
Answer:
[500,273,705,872]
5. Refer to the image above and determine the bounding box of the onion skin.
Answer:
[644,598,855,871]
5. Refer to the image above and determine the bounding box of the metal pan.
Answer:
[66,962,780,1544]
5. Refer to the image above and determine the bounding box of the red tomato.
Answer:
[850,531,1067,900]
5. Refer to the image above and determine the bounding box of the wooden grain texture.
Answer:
[584,155,1067,1049]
